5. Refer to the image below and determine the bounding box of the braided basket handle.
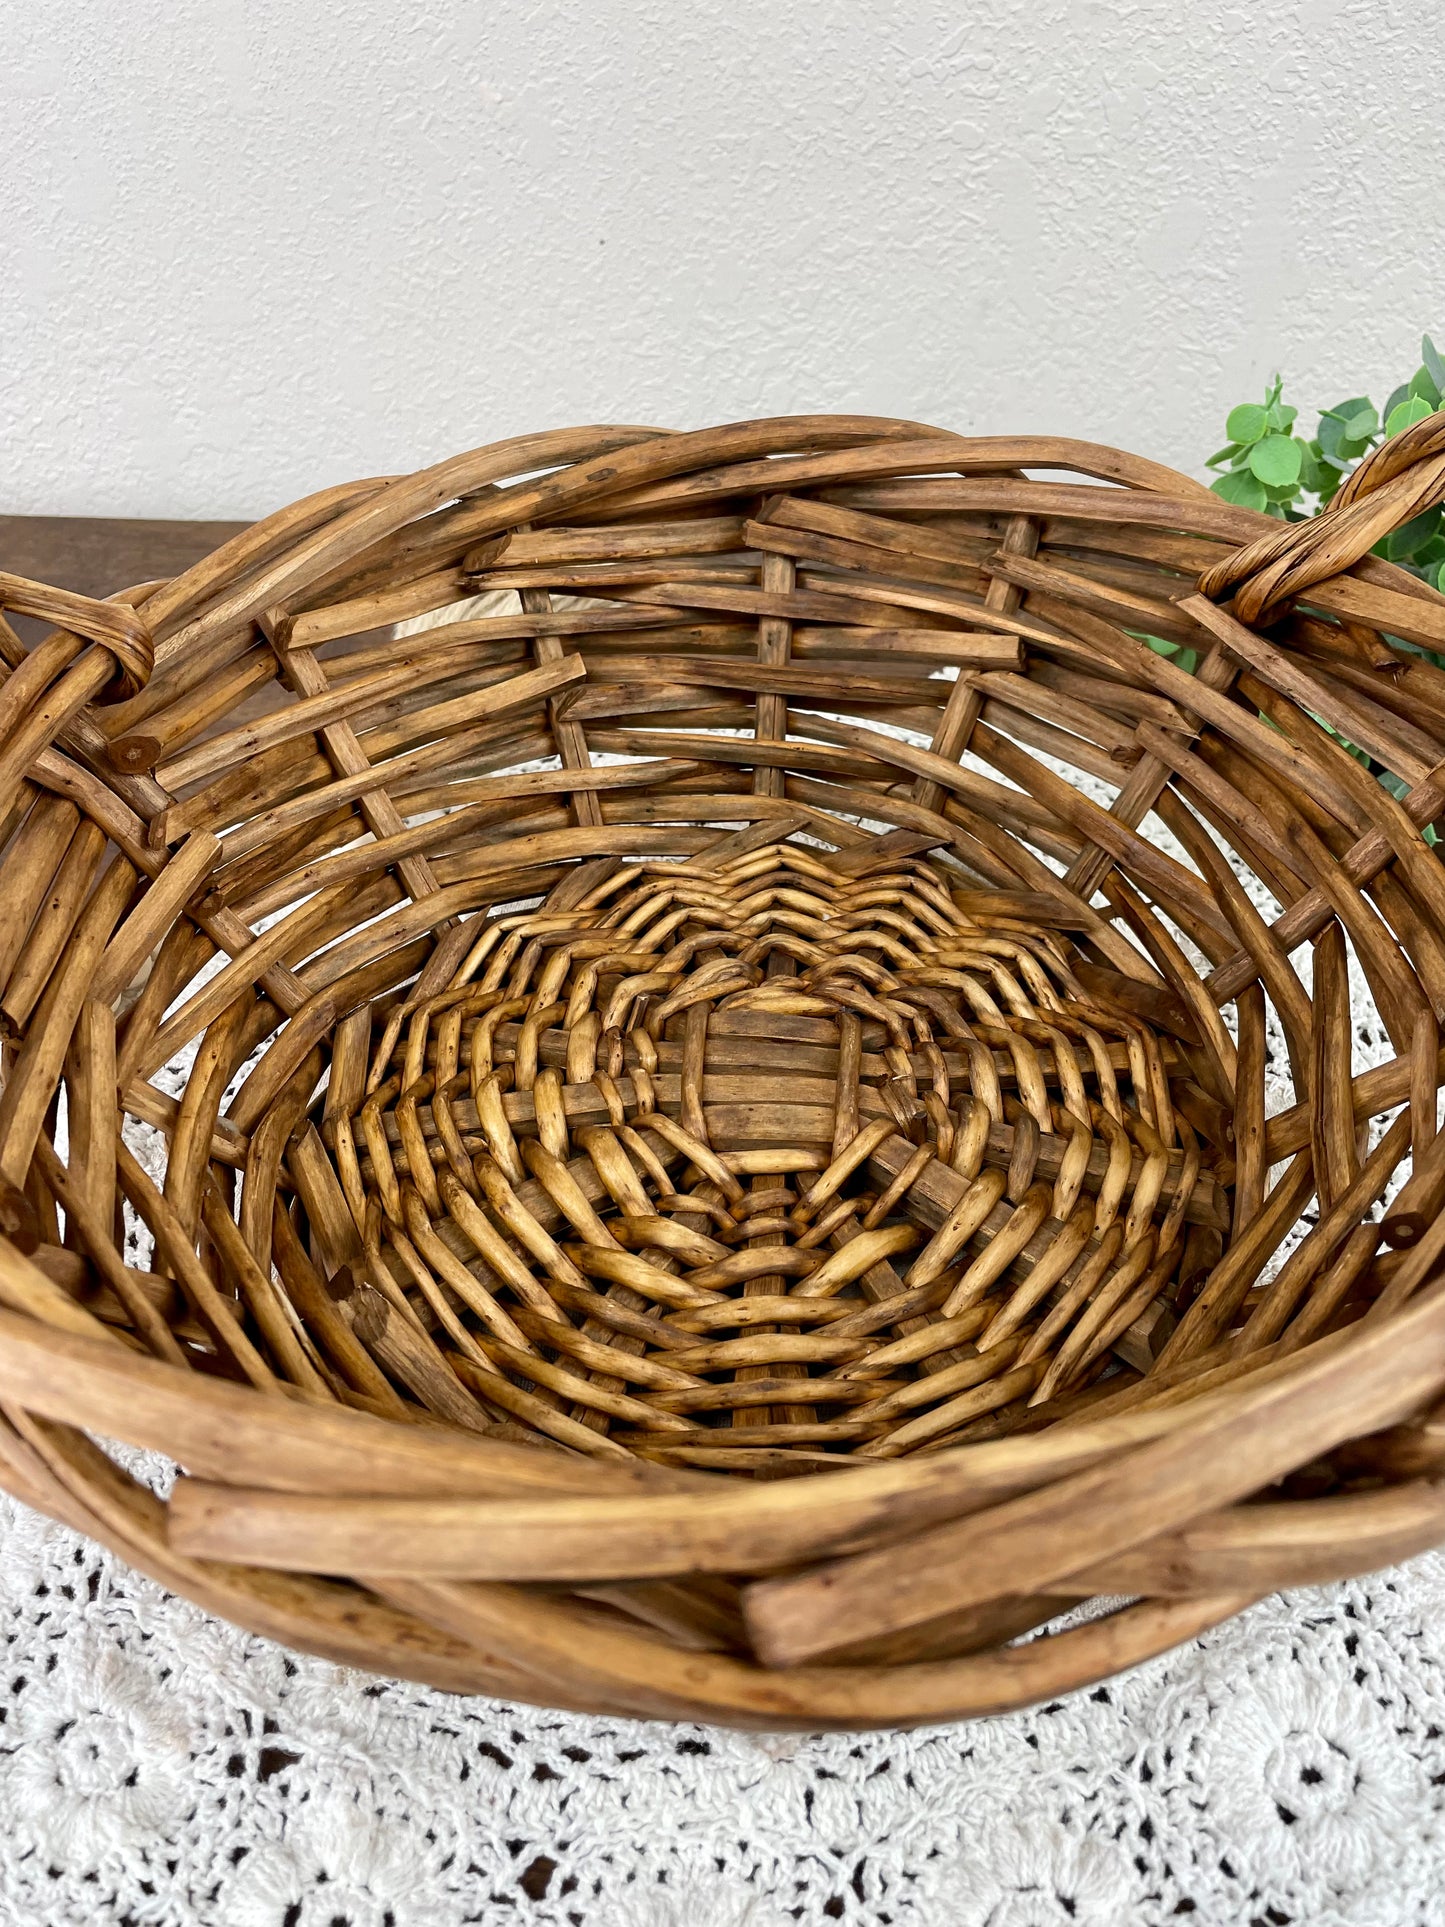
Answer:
[1198,414,1445,626]
[0,569,154,697]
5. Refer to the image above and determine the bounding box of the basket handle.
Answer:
[1198,412,1445,625]
[0,570,154,697]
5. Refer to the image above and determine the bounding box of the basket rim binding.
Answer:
[2,413,1445,1729]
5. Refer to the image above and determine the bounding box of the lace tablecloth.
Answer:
[2,1474,1442,1927]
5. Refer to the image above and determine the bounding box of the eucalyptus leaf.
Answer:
[1247,435,1303,487]
[1212,468,1267,511]
[1386,395,1435,437]
[1381,507,1443,561]
[1296,445,1332,496]
[1315,467,1343,506]
[1226,403,1268,443]
[1323,396,1375,423]
[1317,415,1354,466]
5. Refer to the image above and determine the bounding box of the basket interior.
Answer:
[6,418,1445,1491]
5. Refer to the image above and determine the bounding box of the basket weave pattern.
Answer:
[3,415,1445,1729]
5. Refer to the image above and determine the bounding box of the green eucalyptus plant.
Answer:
[1130,335,1445,839]
[1205,334,1445,588]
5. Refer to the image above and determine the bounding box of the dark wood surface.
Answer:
[1,516,249,601]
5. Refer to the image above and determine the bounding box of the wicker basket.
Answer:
[3,415,1445,1730]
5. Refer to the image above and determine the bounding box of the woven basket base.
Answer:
[326,837,1226,1471]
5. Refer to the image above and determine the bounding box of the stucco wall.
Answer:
[3,0,1441,517]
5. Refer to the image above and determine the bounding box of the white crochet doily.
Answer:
[0,1483,1442,1927]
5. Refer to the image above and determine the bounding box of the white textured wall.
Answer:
[2,0,1442,519]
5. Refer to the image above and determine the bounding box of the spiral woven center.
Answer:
[336,843,1225,1469]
